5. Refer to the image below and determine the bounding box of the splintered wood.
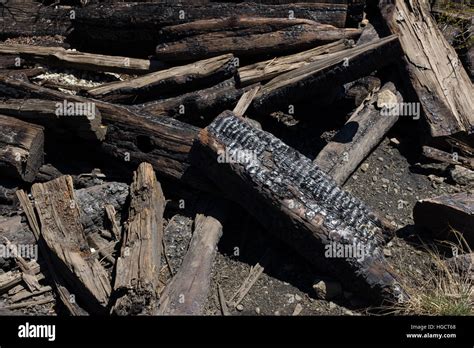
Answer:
[379,0,474,137]
[113,163,165,315]
[31,176,111,313]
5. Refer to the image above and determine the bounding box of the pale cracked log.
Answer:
[31,176,111,313]
[192,111,407,303]
[379,0,474,137]
[112,163,165,315]
[157,199,226,315]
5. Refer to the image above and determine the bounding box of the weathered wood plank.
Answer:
[0,44,166,74]
[157,199,226,315]
[0,115,44,183]
[238,39,351,86]
[378,0,474,137]
[113,163,165,315]
[0,99,106,141]
[31,176,111,313]
[86,54,236,103]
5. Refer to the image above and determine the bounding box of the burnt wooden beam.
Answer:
[0,44,166,74]
[0,75,213,191]
[157,199,226,315]
[86,54,236,103]
[158,16,322,41]
[238,39,352,86]
[137,78,257,124]
[251,35,401,114]
[414,192,474,248]
[155,23,361,61]
[113,163,165,315]
[191,110,407,303]
[30,176,111,313]
[74,2,349,40]
[0,115,44,183]
[0,0,72,39]
[0,99,106,141]
[314,82,401,185]
[378,0,474,137]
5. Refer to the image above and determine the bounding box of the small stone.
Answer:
[328,301,337,310]
[376,89,397,109]
[295,294,302,301]
[383,248,392,257]
[378,157,384,162]
[372,176,378,182]
[274,310,280,316]
[292,303,303,316]
[255,307,261,314]
[381,178,390,184]
[390,138,400,146]
[313,280,342,300]
[352,175,359,181]
[449,165,474,186]
[406,187,413,192]
[236,304,244,311]
[360,163,369,172]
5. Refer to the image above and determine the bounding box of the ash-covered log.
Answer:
[191,111,407,303]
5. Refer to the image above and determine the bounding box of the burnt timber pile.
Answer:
[0,0,472,316]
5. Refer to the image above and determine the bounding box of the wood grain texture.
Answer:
[379,0,474,137]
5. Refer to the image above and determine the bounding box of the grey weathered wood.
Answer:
[86,54,236,103]
[16,189,89,315]
[157,199,226,315]
[31,176,111,313]
[314,82,402,185]
[0,115,44,183]
[238,39,351,86]
[233,85,261,117]
[191,110,407,303]
[113,163,165,315]
[379,0,474,137]
[0,44,165,74]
